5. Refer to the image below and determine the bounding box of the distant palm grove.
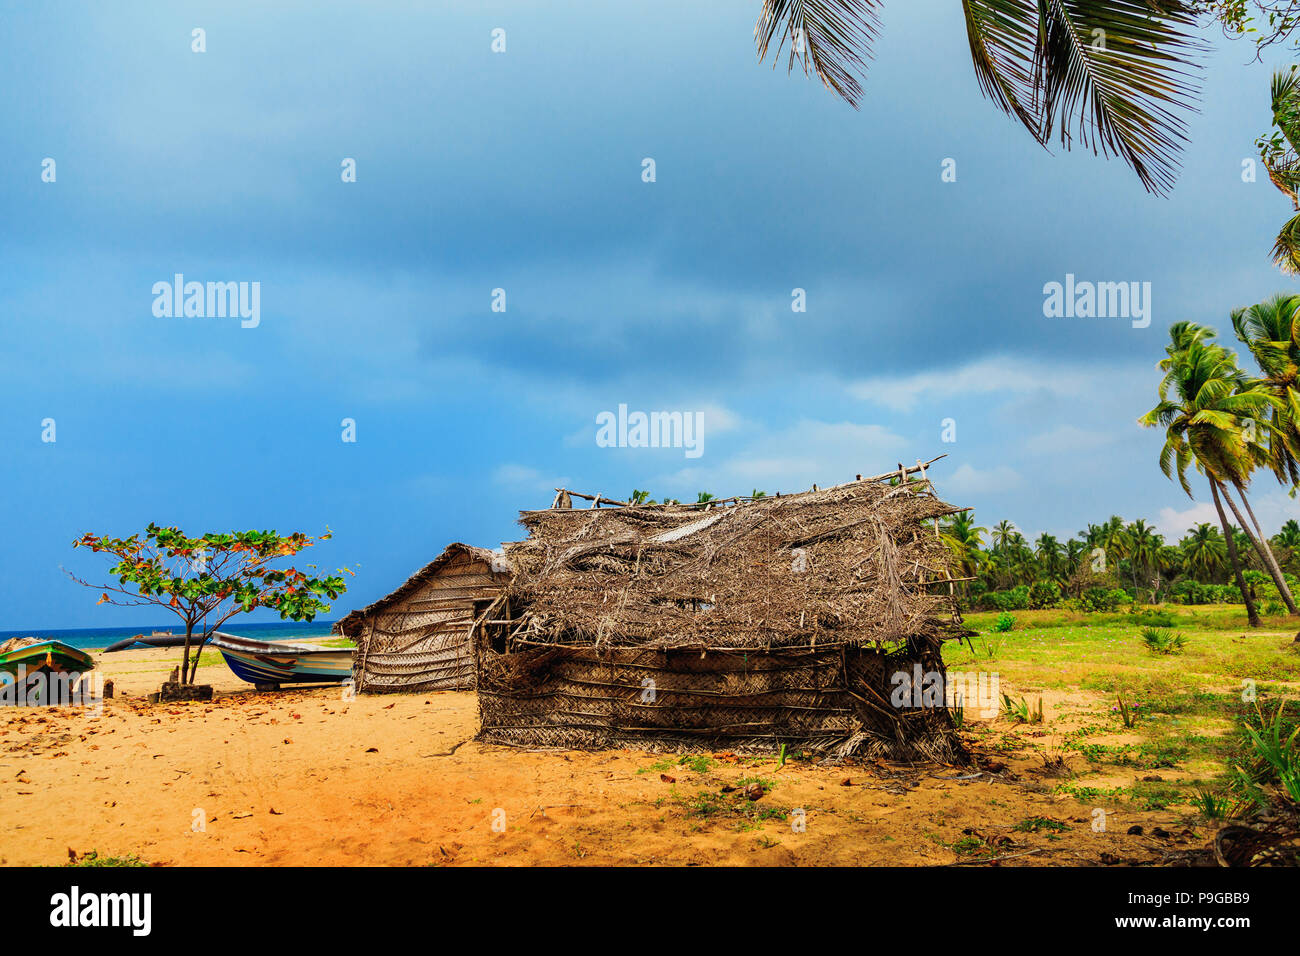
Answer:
[945,291,1300,625]
[941,511,1300,617]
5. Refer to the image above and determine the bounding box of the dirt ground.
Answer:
[1,646,1213,867]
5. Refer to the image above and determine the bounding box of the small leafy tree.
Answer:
[69,524,350,686]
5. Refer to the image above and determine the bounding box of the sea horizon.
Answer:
[0,619,340,651]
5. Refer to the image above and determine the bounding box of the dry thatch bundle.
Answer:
[475,463,971,760]
[499,471,965,652]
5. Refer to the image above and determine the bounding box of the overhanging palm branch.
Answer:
[1232,293,1300,486]
[756,0,1205,194]
[755,1,882,108]
[1261,70,1300,272]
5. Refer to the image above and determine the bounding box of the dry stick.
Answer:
[541,455,951,513]
[420,737,473,758]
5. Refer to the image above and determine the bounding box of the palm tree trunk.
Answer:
[1212,481,1262,627]
[1228,480,1299,615]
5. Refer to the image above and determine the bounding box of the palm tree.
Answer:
[1063,538,1087,592]
[1154,323,1291,600]
[941,512,986,592]
[1127,519,1163,599]
[1140,328,1271,625]
[1212,300,1300,612]
[1232,293,1300,487]
[1259,69,1300,273]
[1099,516,1132,576]
[1154,544,1184,602]
[755,0,1205,194]
[991,520,1018,554]
[1034,532,1065,583]
[1276,518,1300,549]
[1182,524,1227,582]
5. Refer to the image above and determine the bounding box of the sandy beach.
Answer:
[0,642,1213,867]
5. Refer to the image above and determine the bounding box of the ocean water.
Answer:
[0,620,339,651]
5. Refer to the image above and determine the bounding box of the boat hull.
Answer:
[0,640,94,677]
[207,633,351,688]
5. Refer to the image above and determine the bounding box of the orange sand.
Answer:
[1,645,1203,866]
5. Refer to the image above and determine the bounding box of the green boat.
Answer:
[0,638,95,678]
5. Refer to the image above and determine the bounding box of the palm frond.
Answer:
[1273,209,1300,275]
[755,0,881,108]
[962,0,1042,133]
[1034,0,1205,195]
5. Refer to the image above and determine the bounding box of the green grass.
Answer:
[64,851,148,867]
[675,784,788,831]
[638,754,715,775]
[1012,816,1069,833]
[317,637,357,649]
[948,603,1300,814]
[964,604,1300,632]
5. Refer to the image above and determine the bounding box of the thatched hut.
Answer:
[474,461,970,760]
[335,543,510,693]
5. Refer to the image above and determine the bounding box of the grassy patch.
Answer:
[1012,816,1069,833]
[64,851,148,867]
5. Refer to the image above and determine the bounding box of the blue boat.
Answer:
[206,631,352,691]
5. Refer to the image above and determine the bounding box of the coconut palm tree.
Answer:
[1126,519,1163,598]
[940,511,986,593]
[1154,544,1184,602]
[1182,523,1227,582]
[1232,292,1300,487]
[1034,532,1065,582]
[1259,69,1300,273]
[754,0,1205,194]
[1154,320,1297,611]
[991,520,1018,554]
[1140,328,1273,625]
[1276,518,1300,549]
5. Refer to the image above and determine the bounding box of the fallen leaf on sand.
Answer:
[659,774,676,784]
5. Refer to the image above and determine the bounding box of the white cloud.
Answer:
[562,402,745,449]
[653,420,911,497]
[492,463,569,492]
[1154,489,1300,541]
[848,356,1150,413]
[943,463,1023,495]
[1025,424,1114,456]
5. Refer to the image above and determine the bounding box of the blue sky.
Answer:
[2,2,1298,628]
